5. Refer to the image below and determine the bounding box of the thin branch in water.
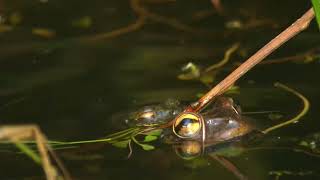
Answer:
[209,154,248,180]
[185,8,315,113]
[127,140,133,159]
[204,43,240,73]
[210,0,224,15]
[81,0,146,43]
[262,82,310,134]
[82,0,206,43]
[133,0,207,34]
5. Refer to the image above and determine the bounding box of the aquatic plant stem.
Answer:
[15,142,41,164]
[185,7,315,113]
[262,83,310,134]
[204,43,240,72]
[209,155,247,180]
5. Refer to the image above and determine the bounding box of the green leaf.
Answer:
[112,140,130,149]
[143,135,158,142]
[299,141,309,147]
[72,16,92,28]
[15,142,41,165]
[312,0,320,29]
[199,74,215,85]
[146,129,162,136]
[140,144,155,151]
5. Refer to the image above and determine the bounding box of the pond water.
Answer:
[0,0,319,179]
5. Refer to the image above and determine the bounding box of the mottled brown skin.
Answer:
[202,97,253,144]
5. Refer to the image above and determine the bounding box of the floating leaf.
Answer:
[299,141,309,147]
[143,135,158,142]
[199,73,215,85]
[302,55,316,64]
[9,12,22,25]
[225,20,243,29]
[140,144,155,151]
[177,62,201,80]
[0,25,13,33]
[112,140,130,149]
[72,16,92,29]
[32,28,56,38]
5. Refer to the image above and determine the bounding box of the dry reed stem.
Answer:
[185,8,315,113]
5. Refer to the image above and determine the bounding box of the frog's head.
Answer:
[171,97,241,140]
[171,96,252,143]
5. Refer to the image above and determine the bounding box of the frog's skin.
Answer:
[126,98,183,126]
[129,96,254,144]
[201,97,253,143]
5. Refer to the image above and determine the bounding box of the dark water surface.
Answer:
[0,0,319,179]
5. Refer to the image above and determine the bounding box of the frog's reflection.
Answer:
[174,140,203,160]
[172,136,256,180]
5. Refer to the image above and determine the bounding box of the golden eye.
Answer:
[173,112,202,138]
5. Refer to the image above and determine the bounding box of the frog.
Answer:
[127,97,255,148]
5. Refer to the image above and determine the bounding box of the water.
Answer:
[0,0,319,179]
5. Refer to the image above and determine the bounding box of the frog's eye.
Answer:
[173,112,203,138]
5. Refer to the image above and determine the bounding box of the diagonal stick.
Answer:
[185,7,315,113]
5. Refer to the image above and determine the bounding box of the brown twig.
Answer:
[82,0,206,43]
[81,0,146,43]
[232,47,320,66]
[184,7,315,113]
[211,0,224,15]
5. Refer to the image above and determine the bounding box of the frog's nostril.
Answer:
[173,112,203,138]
